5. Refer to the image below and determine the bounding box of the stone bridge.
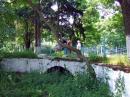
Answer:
[0,58,86,75]
[1,58,130,97]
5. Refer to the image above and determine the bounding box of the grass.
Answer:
[0,50,38,59]
[88,53,130,66]
[51,51,77,59]
[88,53,107,63]
[0,70,113,97]
[51,51,64,58]
[104,55,130,66]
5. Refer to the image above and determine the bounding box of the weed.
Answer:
[0,71,113,97]
[106,55,130,66]
[0,50,37,58]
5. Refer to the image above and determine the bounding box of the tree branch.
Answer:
[117,0,122,5]
[27,0,88,61]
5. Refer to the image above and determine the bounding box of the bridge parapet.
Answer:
[0,58,86,75]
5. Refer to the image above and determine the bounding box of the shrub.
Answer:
[1,50,38,58]
[51,51,64,58]
[88,52,107,63]
[106,55,130,66]
[88,53,130,66]
[0,71,113,97]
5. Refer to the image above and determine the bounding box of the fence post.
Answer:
[101,46,103,56]
[96,46,98,55]
[116,47,118,54]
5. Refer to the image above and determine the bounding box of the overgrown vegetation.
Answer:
[0,71,113,97]
[88,53,107,63]
[0,51,37,59]
[88,53,130,66]
[51,51,77,59]
[105,55,130,66]
[51,51,64,58]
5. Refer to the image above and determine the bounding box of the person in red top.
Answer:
[67,39,72,54]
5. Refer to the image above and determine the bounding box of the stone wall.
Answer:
[1,58,130,97]
[0,58,86,75]
[93,64,130,97]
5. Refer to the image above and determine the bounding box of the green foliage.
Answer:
[98,0,115,8]
[96,12,125,47]
[41,45,55,55]
[115,74,125,97]
[0,71,113,97]
[82,1,101,46]
[42,29,55,42]
[0,0,125,51]
[51,51,77,59]
[105,55,130,66]
[88,54,130,66]
[51,51,64,58]
[0,1,16,47]
[67,52,77,58]
[88,52,107,63]
[1,51,37,58]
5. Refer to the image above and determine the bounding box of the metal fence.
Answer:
[39,44,127,57]
[81,46,127,57]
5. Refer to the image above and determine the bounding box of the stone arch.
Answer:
[46,66,72,75]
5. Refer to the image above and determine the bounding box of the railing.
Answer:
[81,46,127,56]
[39,44,127,57]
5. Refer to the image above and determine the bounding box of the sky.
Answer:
[51,3,74,24]
[51,1,121,22]
[97,1,120,19]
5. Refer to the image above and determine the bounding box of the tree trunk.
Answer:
[118,0,130,59]
[25,31,31,50]
[34,17,41,54]
[24,21,31,50]
[126,35,130,58]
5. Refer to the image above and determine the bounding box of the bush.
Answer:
[51,51,64,58]
[106,55,130,66]
[51,51,77,59]
[0,71,113,97]
[88,52,107,63]
[88,53,130,66]
[0,51,38,58]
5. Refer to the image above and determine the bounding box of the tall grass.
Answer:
[88,53,130,66]
[88,53,107,63]
[0,71,113,97]
[105,55,130,66]
[0,50,38,59]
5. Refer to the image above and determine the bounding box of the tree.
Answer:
[99,0,130,58]
[28,0,85,58]
[27,0,95,77]
[34,11,41,53]
[118,0,130,59]
[97,13,125,48]
[0,0,16,50]
[82,0,101,47]
[17,7,33,50]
